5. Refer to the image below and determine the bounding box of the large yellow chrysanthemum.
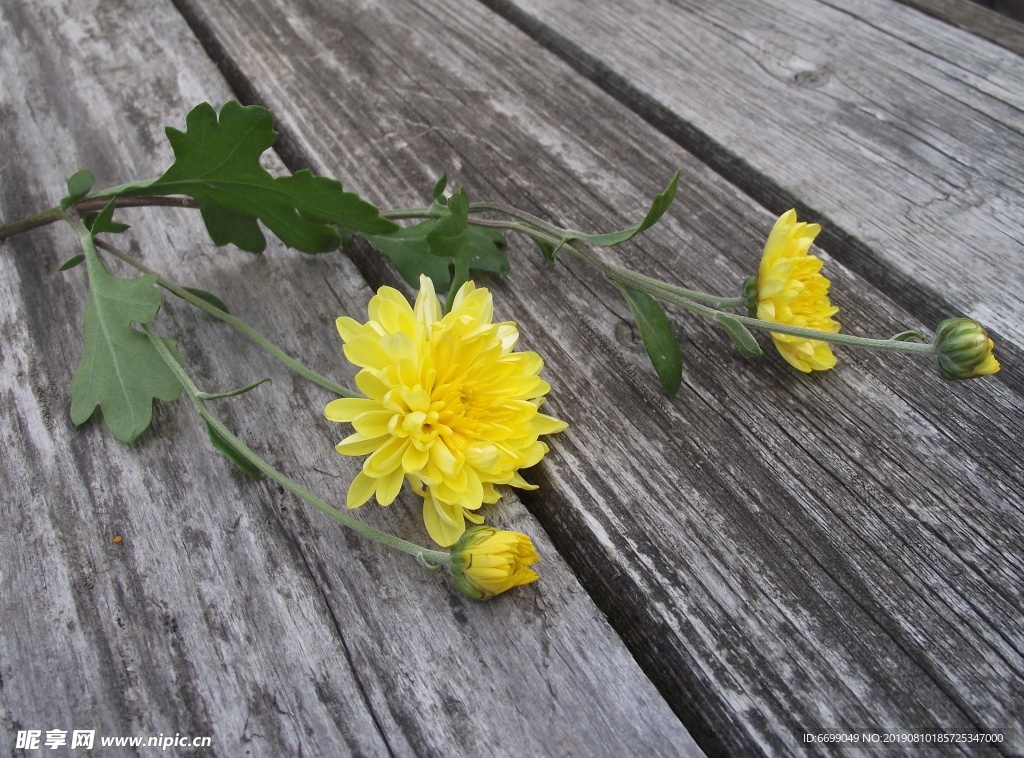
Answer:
[754,209,840,372]
[325,275,567,546]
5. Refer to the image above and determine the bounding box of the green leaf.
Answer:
[610,277,683,396]
[61,170,95,210]
[365,222,456,290]
[366,221,509,292]
[714,313,763,357]
[535,238,558,264]
[183,286,230,314]
[890,330,925,342]
[119,101,397,253]
[427,188,471,310]
[197,376,271,401]
[548,170,680,259]
[58,254,85,271]
[204,420,266,480]
[87,200,130,235]
[69,258,184,443]
[467,227,509,277]
[432,173,448,202]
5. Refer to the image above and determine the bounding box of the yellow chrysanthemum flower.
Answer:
[325,275,567,547]
[751,209,840,372]
[449,526,541,600]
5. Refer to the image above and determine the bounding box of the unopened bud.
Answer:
[449,526,540,600]
[934,318,1000,380]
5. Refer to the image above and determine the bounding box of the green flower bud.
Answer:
[449,525,540,600]
[934,318,1000,380]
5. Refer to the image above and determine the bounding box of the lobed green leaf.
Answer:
[69,257,184,443]
[118,101,397,253]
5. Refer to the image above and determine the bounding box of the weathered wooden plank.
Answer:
[172,0,1024,753]
[0,2,704,756]
[480,0,1024,354]
[898,0,1024,54]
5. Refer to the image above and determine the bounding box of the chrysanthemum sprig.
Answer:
[135,279,540,602]
[491,208,999,387]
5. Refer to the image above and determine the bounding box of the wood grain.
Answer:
[169,0,1024,753]
[897,0,1024,54]
[0,1,703,756]
[480,0,1024,354]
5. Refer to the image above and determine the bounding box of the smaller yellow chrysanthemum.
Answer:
[750,209,840,372]
[449,526,541,600]
[325,276,567,547]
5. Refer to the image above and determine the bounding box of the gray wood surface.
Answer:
[0,1,703,756]
[173,0,1024,754]
[2,0,1022,756]
[899,0,1024,53]
[484,0,1024,357]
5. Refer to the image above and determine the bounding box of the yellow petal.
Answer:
[414,274,442,327]
[422,494,466,547]
[347,471,377,508]
[325,398,381,422]
[532,413,568,435]
[375,467,406,506]
[364,436,409,476]
[336,432,389,456]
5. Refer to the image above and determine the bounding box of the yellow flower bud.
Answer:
[449,526,540,600]
[934,318,1000,380]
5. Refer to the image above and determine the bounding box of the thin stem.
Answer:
[467,202,568,239]
[601,266,936,355]
[597,263,746,310]
[382,205,442,221]
[1,197,197,242]
[95,240,359,397]
[380,212,934,355]
[140,322,450,566]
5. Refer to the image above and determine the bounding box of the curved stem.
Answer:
[95,240,359,397]
[141,322,450,566]
[467,202,568,239]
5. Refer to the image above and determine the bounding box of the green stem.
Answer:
[596,264,746,310]
[467,202,568,239]
[1,196,198,242]
[379,210,934,356]
[94,240,359,397]
[382,205,442,221]
[140,322,451,567]
[600,265,935,355]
